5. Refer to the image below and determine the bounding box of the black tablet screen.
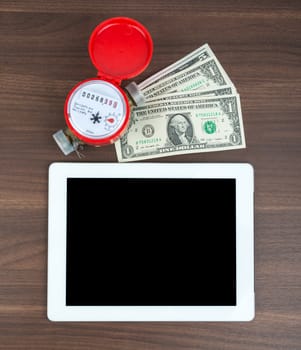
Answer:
[66,178,236,306]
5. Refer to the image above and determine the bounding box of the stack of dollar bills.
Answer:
[115,43,245,162]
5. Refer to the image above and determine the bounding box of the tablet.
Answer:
[48,162,254,321]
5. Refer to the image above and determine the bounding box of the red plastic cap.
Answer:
[88,17,153,83]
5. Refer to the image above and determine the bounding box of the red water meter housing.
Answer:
[55,17,153,154]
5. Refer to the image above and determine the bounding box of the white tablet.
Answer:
[48,162,254,322]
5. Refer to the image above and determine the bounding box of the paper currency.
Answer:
[138,43,215,90]
[115,94,245,162]
[115,43,245,161]
[142,56,235,100]
[147,86,235,102]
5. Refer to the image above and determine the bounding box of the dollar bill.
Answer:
[138,43,215,90]
[147,85,235,103]
[142,57,235,100]
[115,94,245,162]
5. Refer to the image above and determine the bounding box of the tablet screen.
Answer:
[66,178,236,307]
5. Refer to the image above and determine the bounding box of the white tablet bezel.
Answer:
[48,162,254,322]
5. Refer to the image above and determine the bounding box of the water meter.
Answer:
[53,17,153,155]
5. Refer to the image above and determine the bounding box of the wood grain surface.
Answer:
[0,0,300,349]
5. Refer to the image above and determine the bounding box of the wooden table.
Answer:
[0,1,300,348]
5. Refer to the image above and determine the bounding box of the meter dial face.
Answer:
[66,79,128,145]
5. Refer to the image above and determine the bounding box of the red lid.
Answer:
[88,17,153,83]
